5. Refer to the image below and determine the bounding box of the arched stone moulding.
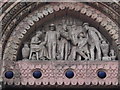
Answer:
[3,2,120,61]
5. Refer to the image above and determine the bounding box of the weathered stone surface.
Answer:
[0,2,120,89]
[21,19,116,61]
[2,2,119,61]
[2,60,119,86]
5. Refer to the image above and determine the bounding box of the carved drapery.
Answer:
[2,2,119,61]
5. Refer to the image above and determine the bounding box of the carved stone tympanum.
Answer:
[21,17,116,61]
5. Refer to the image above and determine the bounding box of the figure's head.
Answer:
[63,24,68,31]
[66,25,71,31]
[102,40,106,44]
[78,32,85,38]
[72,24,77,30]
[77,26,83,31]
[83,23,89,30]
[49,24,56,31]
[57,24,62,30]
[36,31,42,37]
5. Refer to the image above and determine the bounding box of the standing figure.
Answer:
[45,24,60,60]
[83,23,103,60]
[58,23,70,60]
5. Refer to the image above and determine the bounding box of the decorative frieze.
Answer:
[2,61,119,86]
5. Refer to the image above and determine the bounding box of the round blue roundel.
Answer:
[65,70,74,79]
[5,71,14,79]
[97,71,106,79]
[33,70,42,79]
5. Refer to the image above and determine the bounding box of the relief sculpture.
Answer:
[22,18,116,61]
[45,24,60,60]
[76,31,90,60]
[57,19,70,60]
[83,23,104,60]
[29,31,48,60]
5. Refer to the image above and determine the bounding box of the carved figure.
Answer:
[45,24,60,60]
[69,24,81,60]
[57,20,71,60]
[110,49,116,60]
[83,23,103,60]
[29,31,42,60]
[101,41,111,60]
[76,32,90,60]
